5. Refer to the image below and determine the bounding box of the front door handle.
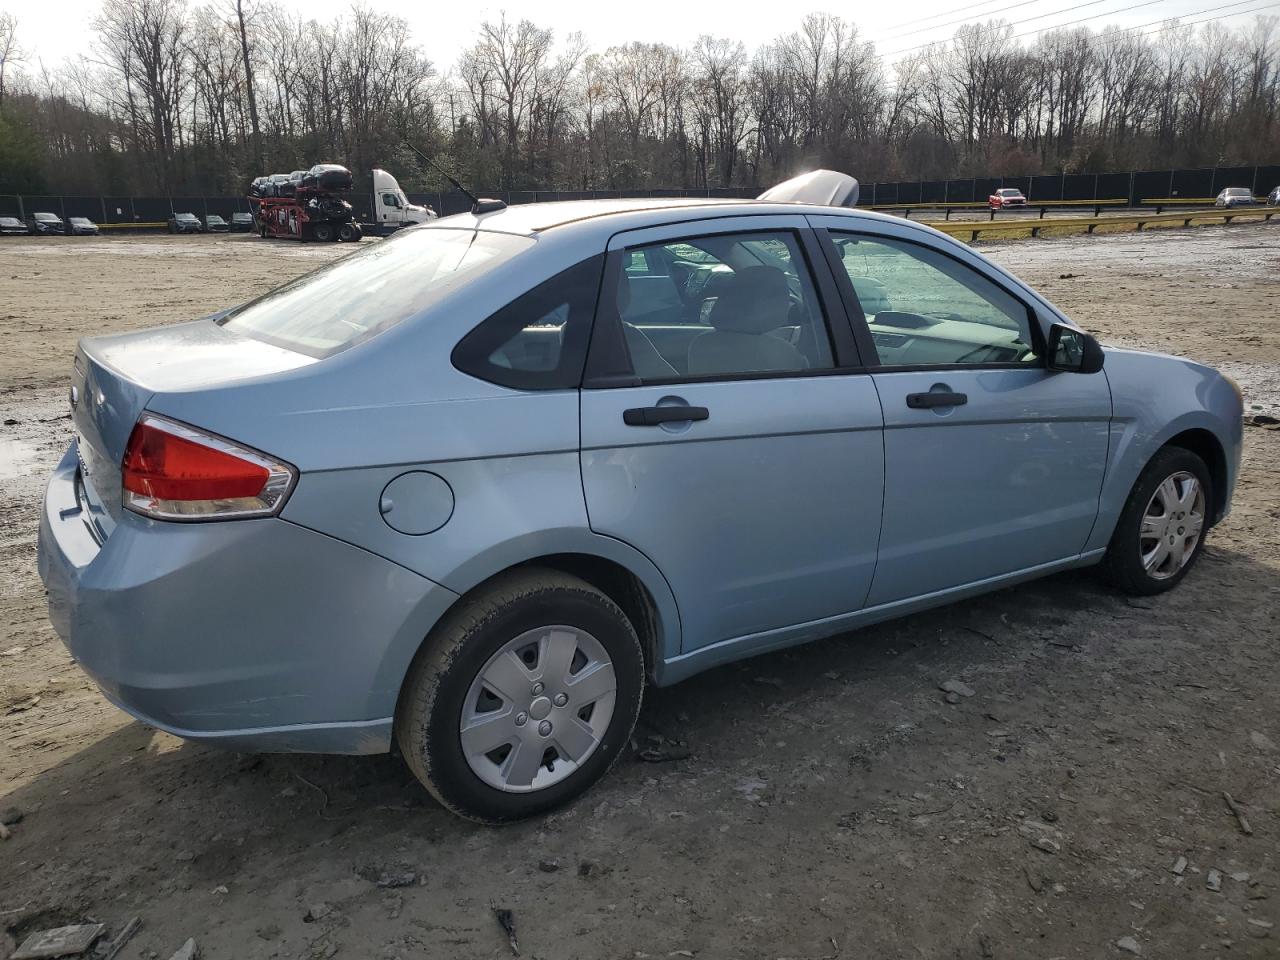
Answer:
[623,405,710,427]
[906,391,968,409]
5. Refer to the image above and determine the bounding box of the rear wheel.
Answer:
[396,569,644,823]
[312,222,335,242]
[339,222,362,242]
[1100,447,1211,595]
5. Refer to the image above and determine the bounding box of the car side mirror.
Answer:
[1047,323,1104,374]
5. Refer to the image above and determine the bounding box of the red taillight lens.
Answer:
[121,415,296,521]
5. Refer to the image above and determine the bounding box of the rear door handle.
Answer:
[623,405,710,427]
[906,391,968,409]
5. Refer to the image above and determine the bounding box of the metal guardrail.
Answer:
[871,199,1130,221]
[1140,197,1269,213]
[928,207,1279,242]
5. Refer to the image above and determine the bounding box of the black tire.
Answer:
[396,569,644,823]
[312,223,335,242]
[338,222,361,242]
[1099,446,1213,596]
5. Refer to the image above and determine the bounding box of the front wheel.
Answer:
[396,569,644,823]
[1100,447,1212,596]
[312,223,335,242]
[338,222,362,242]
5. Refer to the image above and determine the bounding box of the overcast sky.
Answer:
[12,0,1275,69]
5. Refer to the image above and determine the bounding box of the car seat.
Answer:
[686,266,807,376]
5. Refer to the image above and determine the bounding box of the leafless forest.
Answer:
[0,2,1277,196]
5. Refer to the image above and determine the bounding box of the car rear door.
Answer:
[578,216,885,654]
[809,214,1111,606]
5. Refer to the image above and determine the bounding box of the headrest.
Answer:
[709,266,790,334]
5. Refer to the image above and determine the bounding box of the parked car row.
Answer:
[0,213,100,235]
[1,210,258,235]
[167,212,255,233]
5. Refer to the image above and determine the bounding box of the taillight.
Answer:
[121,414,296,521]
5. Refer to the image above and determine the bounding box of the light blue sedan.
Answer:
[38,173,1243,822]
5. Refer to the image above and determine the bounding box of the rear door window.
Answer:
[591,230,835,382]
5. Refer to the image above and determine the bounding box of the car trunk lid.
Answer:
[72,318,314,527]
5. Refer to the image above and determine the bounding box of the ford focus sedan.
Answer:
[38,174,1242,822]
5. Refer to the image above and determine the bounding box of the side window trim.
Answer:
[817,227,1046,370]
[583,225,863,389]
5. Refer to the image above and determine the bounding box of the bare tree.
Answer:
[0,10,23,108]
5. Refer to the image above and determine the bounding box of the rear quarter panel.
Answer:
[1085,349,1243,552]
[143,231,685,678]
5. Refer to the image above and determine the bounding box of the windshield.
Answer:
[35,213,59,221]
[176,213,197,221]
[998,190,1021,197]
[70,218,90,224]
[208,216,225,222]
[219,228,534,358]
[1225,189,1249,197]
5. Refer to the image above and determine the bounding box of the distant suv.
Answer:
[988,188,1027,209]
[0,216,26,235]
[230,212,255,232]
[167,212,204,234]
[27,212,65,235]
[204,214,230,233]
[67,217,100,236]
[1215,188,1255,208]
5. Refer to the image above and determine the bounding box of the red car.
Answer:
[989,188,1027,209]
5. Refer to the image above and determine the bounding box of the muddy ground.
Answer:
[1,226,1278,960]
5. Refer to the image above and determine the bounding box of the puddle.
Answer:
[0,437,44,480]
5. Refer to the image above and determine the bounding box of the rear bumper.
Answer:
[38,444,459,754]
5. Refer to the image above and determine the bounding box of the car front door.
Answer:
[810,215,1112,606]
[578,217,885,654]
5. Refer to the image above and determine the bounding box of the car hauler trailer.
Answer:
[253,195,363,242]
[250,168,433,242]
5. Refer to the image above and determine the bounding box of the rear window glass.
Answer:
[219,228,534,358]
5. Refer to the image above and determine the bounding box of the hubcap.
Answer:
[1139,471,1205,580]
[460,626,617,793]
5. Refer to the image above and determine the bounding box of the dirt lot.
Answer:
[1,227,1278,960]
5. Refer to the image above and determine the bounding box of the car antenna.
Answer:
[401,140,507,215]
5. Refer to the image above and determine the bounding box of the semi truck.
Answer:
[251,168,435,242]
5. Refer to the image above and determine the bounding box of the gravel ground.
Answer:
[0,226,1278,960]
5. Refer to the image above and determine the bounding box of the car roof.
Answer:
[427,197,919,244]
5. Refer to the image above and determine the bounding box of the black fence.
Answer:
[1,165,1276,224]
